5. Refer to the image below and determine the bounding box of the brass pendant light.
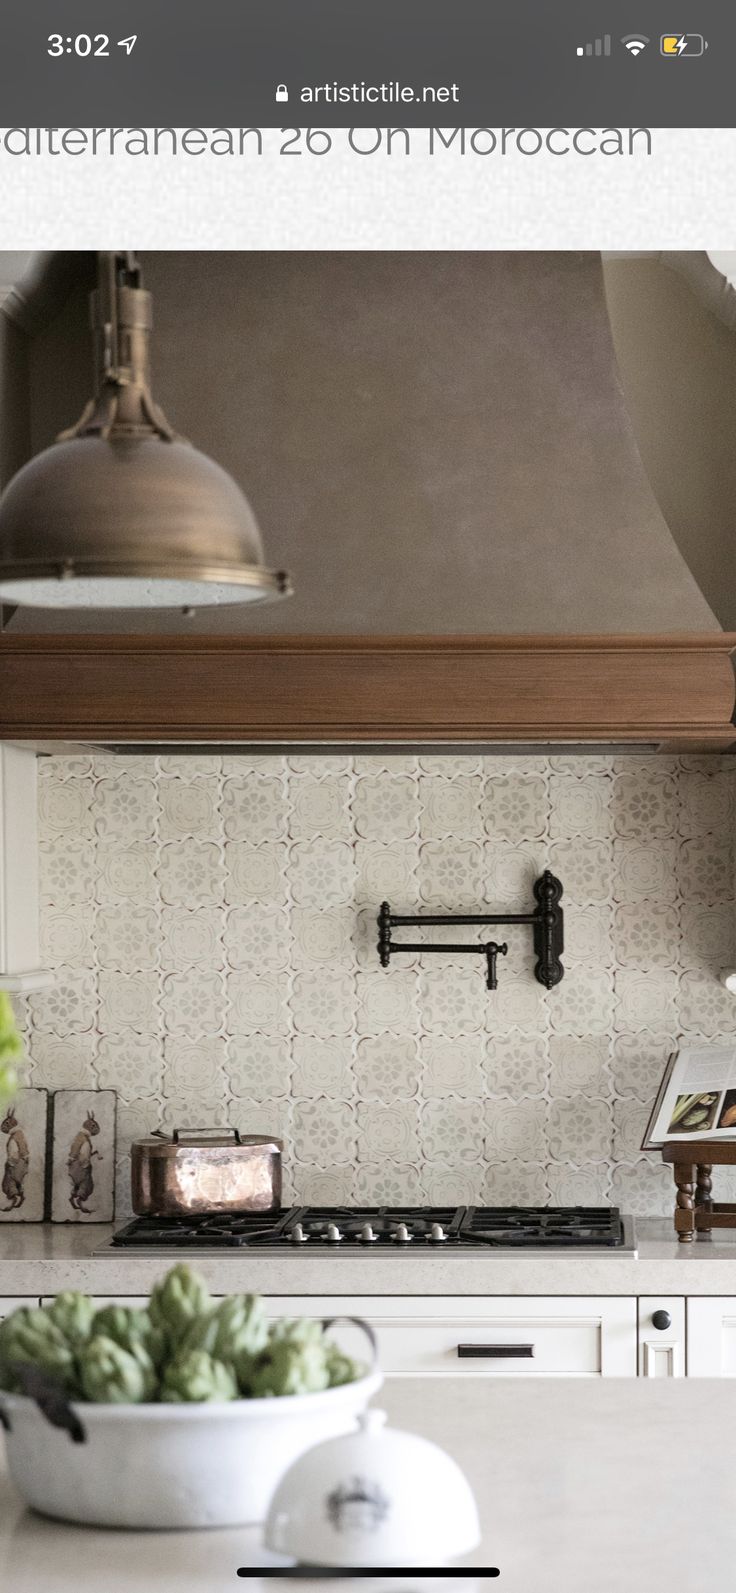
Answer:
[0,251,292,610]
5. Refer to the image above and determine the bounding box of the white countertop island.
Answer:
[0,1377,733,1591]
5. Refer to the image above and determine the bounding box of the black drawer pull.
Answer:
[457,1343,535,1359]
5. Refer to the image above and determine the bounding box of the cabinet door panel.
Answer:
[638,1297,685,1378]
[687,1298,736,1376]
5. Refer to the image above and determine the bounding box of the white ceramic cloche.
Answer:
[264,1407,481,1568]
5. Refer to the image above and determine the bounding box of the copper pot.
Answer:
[131,1128,282,1217]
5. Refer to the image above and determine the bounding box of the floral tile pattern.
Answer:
[17,752,736,1222]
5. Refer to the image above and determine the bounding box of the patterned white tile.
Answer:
[418,776,483,840]
[160,908,223,971]
[484,1034,548,1097]
[420,1098,485,1162]
[98,972,160,1034]
[40,904,93,967]
[92,777,159,843]
[158,776,220,840]
[290,840,355,907]
[227,1034,292,1100]
[157,841,225,906]
[96,904,160,971]
[163,1037,227,1096]
[417,840,483,909]
[484,1099,548,1162]
[291,1037,354,1099]
[292,1100,357,1164]
[288,774,351,839]
[613,902,681,969]
[355,1035,420,1099]
[223,842,288,905]
[28,969,98,1036]
[160,971,224,1036]
[548,1036,609,1098]
[291,970,356,1037]
[26,752,736,1206]
[483,775,548,841]
[548,1096,612,1162]
[226,973,290,1035]
[546,1164,610,1204]
[614,969,679,1032]
[27,1032,98,1091]
[223,906,290,972]
[95,1033,164,1097]
[421,1036,485,1098]
[221,775,287,841]
[548,774,612,840]
[482,1161,551,1204]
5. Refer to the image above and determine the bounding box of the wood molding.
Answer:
[0,633,734,747]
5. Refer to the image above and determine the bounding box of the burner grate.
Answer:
[112,1204,628,1250]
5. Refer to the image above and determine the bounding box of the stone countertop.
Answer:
[0,1377,734,1590]
[2,1218,736,1296]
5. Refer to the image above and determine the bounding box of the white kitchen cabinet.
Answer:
[262,1295,638,1377]
[637,1298,685,1377]
[687,1298,736,1376]
[0,1298,37,1316]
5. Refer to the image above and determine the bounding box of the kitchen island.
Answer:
[0,1377,732,1590]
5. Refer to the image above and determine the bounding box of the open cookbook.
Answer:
[642,1046,736,1150]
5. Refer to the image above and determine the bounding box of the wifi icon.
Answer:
[621,34,650,55]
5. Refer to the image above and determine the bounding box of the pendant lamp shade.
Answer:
[0,252,291,611]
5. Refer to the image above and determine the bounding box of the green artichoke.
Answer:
[0,1307,77,1393]
[267,1316,324,1349]
[0,992,23,1104]
[93,1305,166,1368]
[79,1334,158,1405]
[324,1342,361,1388]
[161,1349,238,1404]
[180,1293,269,1362]
[149,1264,212,1348]
[45,1291,97,1348]
[249,1337,331,1398]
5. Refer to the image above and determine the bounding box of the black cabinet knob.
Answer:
[651,1310,671,1332]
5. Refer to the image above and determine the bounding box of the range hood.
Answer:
[0,252,734,748]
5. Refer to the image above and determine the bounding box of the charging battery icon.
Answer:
[660,33,708,55]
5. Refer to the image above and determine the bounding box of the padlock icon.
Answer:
[275,83,289,103]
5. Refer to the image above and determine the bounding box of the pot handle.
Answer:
[321,1315,379,1374]
[14,1364,87,1445]
[154,1128,244,1146]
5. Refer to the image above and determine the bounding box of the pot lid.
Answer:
[265,1407,480,1569]
[133,1130,282,1157]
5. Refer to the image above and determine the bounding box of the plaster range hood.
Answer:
[0,251,734,748]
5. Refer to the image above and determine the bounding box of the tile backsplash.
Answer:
[15,751,736,1221]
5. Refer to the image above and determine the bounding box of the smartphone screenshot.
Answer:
[0,3,734,1589]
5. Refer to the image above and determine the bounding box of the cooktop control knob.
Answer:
[360,1222,377,1244]
[326,1222,342,1243]
[290,1222,308,1244]
[430,1223,447,1243]
[394,1223,412,1243]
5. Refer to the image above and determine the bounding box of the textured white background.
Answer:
[0,130,735,248]
[13,751,736,1222]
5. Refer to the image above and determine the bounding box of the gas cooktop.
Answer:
[110,1206,636,1254]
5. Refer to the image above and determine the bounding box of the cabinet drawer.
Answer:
[263,1296,637,1377]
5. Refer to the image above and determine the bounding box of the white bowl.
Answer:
[1,1372,383,1530]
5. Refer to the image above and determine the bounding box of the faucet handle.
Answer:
[484,941,508,990]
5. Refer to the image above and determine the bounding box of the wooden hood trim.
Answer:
[0,633,734,748]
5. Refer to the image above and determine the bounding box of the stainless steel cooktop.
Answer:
[105,1206,637,1256]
